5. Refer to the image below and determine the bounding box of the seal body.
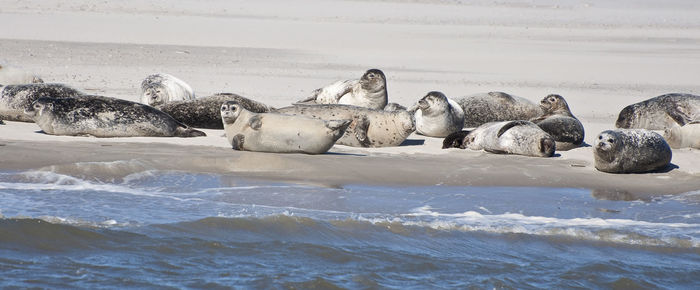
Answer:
[0,83,84,122]
[156,93,274,129]
[0,63,43,85]
[593,129,672,173]
[384,103,407,111]
[615,93,700,130]
[413,91,465,137]
[221,101,350,154]
[443,120,556,157]
[530,94,585,150]
[140,73,195,107]
[456,92,542,128]
[275,104,415,147]
[663,123,700,149]
[24,96,206,138]
[297,69,388,110]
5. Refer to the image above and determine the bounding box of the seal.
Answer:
[0,83,84,122]
[529,94,585,150]
[413,91,465,138]
[615,93,700,130]
[593,129,672,173]
[442,120,556,157]
[663,122,700,149]
[297,69,388,110]
[0,63,43,85]
[140,73,195,107]
[384,102,407,111]
[24,95,206,138]
[275,104,416,147]
[455,91,542,128]
[221,101,351,154]
[156,93,274,129]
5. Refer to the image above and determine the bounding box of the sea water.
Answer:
[0,161,698,288]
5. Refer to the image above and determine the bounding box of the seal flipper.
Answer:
[497,120,530,138]
[443,130,471,149]
[248,115,263,130]
[352,116,371,147]
[174,126,206,137]
[231,134,245,150]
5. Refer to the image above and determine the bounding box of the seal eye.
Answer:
[608,138,614,143]
[221,106,227,111]
[598,136,602,140]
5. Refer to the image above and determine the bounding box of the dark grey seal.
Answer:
[297,69,388,110]
[456,91,542,128]
[0,83,84,122]
[615,93,700,130]
[24,96,206,138]
[530,94,585,150]
[156,93,274,129]
[593,129,672,173]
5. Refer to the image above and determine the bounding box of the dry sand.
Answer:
[1,0,699,198]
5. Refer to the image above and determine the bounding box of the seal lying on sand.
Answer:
[221,101,350,154]
[0,63,43,85]
[25,96,205,138]
[297,69,388,110]
[413,91,465,138]
[530,94,585,150]
[443,120,556,157]
[275,104,415,147]
[156,93,274,129]
[0,83,84,122]
[456,91,542,128]
[663,122,700,149]
[593,129,672,173]
[140,73,195,107]
[615,93,700,130]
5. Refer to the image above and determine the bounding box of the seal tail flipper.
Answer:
[443,130,471,149]
[350,116,371,147]
[497,120,530,138]
[175,126,206,137]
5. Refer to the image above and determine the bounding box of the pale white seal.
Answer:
[24,96,206,138]
[413,91,465,138]
[456,91,542,128]
[0,63,43,85]
[297,69,388,110]
[663,122,700,149]
[275,104,415,147]
[221,101,351,154]
[140,73,195,107]
[530,94,585,150]
[593,129,672,173]
[616,93,700,130]
[0,83,84,122]
[442,120,556,157]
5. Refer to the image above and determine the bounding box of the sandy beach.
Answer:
[1,0,699,198]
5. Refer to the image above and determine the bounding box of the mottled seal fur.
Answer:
[0,63,43,85]
[384,102,407,111]
[24,96,206,138]
[156,93,274,129]
[530,94,585,150]
[593,129,672,173]
[615,93,700,130]
[663,122,700,149]
[456,91,542,128]
[0,83,84,122]
[275,104,415,147]
[140,73,195,107]
[413,91,465,138]
[221,101,350,154]
[443,120,556,157]
[297,69,388,110]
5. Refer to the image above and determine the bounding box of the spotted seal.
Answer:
[0,83,84,122]
[593,129,672,173]
[530,94,585,150]
[0,63,43,85]
[297,69,388,110]
[221,101,350,154]
[275,104,415,147]
[615,93,700,130]
[442,120,556,157]
[24,95,206,138]
[140,73,195,107]
[663,122,700,149]
[413,91,465,138]
[156,93,274,129]
[455,91,542,128]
